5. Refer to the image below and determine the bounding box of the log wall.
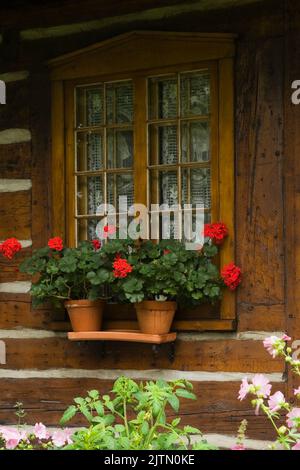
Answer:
[0,0,297,444]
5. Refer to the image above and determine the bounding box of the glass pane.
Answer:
[77,175,104,215]
[107,173,134,210]
[183,212,211,243]
[181,121,210,162]
[159,171,178,205]
[148,77,177,120]
[76,131,103,171]
[106,81,133,124]
[180,72,210,116]
[77,218,101,241]
[149,125,177,165]
[107,129,133,168]
[76,86,103,127]
[182,168,211,208]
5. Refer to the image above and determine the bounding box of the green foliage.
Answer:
[61,376,214,450]
[101,238,223,306]
[20,241,113,307]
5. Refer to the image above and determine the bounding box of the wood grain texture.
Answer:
[0,190,31,239]
[0,337,284,372]
[236,37,285,306]
[0,247,31,283]
[0,293,62,329]
[0,142,31,178]
[237,304,285,332]
[0,378,285,439]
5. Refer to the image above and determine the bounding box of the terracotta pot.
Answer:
[134,300,177,335]
[65,299,104,332]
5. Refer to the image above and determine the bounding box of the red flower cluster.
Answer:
[113,256,132,278]
[204,222,228,245]
[0,238,22,260]
[48,237,63,251]
[92,239,101,250]
[221,262,242,291]
[163,249,171,255]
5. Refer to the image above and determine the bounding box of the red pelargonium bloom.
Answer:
[163,249,171,255]
[204,222,228,245]
[113,256,132,278]
[103,225,116,239]
[92,239,101,250]
[221,262,242,291]
[48,237,63,251]
[0,238,22,260]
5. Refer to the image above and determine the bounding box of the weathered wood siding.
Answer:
[0,0,297,442]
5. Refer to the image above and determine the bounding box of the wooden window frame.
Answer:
[48,31,236,331]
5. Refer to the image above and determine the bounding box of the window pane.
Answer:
[106,82,133,124]
[77,218,101,241]
[181,121,210,163]
[77,175,104,215]
[182,168,211,208]
[107,173,134,210]
[76,86,104,127]
[76,131,103,171]
[107,129,133,169]
[151,170,178,205]
[149,125,177,165]
[148,77,177,120]
[180,72,210,116]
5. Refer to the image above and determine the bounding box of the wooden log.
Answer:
[0,142,31,178]
[0,247,31,283]
[0,190,31,239]
[0,337,284,372]
[237,304,286,332]
[0,293,62,329]
[0,378,285,439]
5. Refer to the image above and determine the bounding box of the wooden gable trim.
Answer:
[48,31,236,81]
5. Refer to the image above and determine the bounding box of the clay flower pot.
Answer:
[65,299,105,332]
[134,300,177,335]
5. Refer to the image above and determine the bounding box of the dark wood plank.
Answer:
[0,337,284,372]
[0,142,31,178]
[0,378,285,439]
[236,37,285,307]
[0,190,31,239]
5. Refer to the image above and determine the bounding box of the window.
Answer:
[49,32,235,330]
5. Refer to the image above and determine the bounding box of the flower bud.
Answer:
[278,425,287,435]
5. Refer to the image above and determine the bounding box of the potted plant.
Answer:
[20,237,112,332]
[102,223,241,335]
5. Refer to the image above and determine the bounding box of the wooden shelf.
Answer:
[67,330,177,344]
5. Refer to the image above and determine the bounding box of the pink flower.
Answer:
[231,444,246,450]
[263,336,280,358]
[294,387,300,396]
[287,408,300,428]
[0,427,27,449]
[238,378,250,401]
[51,429,73,447]
[34,422,48,440]
[268,391,286,413]
[252,374,272,398]
[263,335,290,358]
[292,441,300,450]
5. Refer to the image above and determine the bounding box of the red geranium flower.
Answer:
[221,262,242,291]
[0,238,22,260]
[163,249,171,255]
[113,256,132,278]
[204,222,228,245]
[48,237,63,251]
[92,239,101,250]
